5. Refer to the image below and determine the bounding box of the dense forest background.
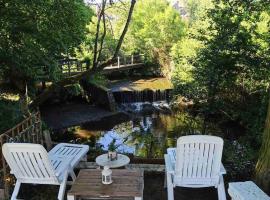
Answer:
[0,0,270,191]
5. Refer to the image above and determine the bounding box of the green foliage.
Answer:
[64,83,84,97]
[88,73,109,87]
[171,0,212,98]
[112,0,186,75]
[75,17,116,62]
[223,139,257,180]
[172,0,270,144]
[0,0,93,90]
[76,0,186,77]
[0,98,23,133]
[125,0,185,53]
[108,138,118,151]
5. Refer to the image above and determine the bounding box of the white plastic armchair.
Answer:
[165,135,226,200]
[2,143,89,200]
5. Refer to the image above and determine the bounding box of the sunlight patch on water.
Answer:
[97,129,135,154]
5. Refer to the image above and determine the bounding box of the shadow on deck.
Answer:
[17,172,218,200]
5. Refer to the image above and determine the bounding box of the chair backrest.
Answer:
[175,135,223,186]
[2,143,59,184]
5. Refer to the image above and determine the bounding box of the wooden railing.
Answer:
[0,112,43,199]
[59,54,145,76]
[106,54,145,69]
[59,58,89,76]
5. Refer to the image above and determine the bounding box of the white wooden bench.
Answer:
[228,181,270,200]
[165,136,227,200]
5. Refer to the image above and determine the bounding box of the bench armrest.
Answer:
[220,163,226,175]
[164,154,174,174]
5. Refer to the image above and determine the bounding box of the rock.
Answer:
[171,96,194,111]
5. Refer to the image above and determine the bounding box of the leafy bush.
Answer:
[64,83,84,97]
[223,139,257,180]
[0,98,23,133]
[88,73,109,87]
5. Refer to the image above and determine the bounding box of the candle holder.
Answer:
[102,166,112,184]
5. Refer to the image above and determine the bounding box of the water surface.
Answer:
[52,102,222,158]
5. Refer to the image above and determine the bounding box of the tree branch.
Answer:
[96,1,107,64]
[30,0,136,108]
[92,0,105,69]
[112,0,135,58]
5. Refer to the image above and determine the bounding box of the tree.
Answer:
[30,0,137,108]
[256,93,270,192]
[113,0,186,77]
[171,0,212,98]
[171,0,270,190]
[173,0,270,137]
[0,0,92,92]
[255,4,270,190]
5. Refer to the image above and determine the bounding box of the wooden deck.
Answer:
[16,171,219,200]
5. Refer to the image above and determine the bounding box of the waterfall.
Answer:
[113,89,171,103]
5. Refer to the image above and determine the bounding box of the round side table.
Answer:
[95,153,130,168]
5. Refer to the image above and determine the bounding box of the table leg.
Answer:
[67,194,76,200]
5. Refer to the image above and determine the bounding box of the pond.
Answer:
[52,101,223,158]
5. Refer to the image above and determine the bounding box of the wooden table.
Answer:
[96,154,130,168]
[67,169,144,200]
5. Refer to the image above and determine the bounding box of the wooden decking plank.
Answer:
[68,169,144,199]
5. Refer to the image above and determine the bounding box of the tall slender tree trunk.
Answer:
[30,0,136,109]
[255,93,270,193]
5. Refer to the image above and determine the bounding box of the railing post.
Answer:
[118,56,120,68]
[131,55,134,64]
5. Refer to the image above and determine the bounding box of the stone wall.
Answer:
[80,80,117,112]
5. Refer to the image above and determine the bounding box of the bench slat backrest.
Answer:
[175,135,223,186]
[2,143,59,184]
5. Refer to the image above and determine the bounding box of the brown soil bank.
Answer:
[40,102,129,130]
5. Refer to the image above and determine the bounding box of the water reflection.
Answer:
[53,103,221,158]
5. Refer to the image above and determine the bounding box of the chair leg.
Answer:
[58,171,68,200]
[166,172,174,200]
[217,175,226,200]
[164,170,167,188]
[11,181,21,200]
[70,170,76,182]
[67,170,76,185]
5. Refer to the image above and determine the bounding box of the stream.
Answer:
[52,101,223,158]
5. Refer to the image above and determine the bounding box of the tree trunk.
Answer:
[255,93,270,193]
[29,0,136,109]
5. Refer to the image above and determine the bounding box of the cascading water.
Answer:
[113,89,171,103]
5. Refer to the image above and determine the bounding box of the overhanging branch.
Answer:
[30,0,136,108]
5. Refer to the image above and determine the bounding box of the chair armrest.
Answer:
[164,154,174,174]
[220,163,226,175]
[54,157,73,177]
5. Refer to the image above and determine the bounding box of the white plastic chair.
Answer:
[2,143,89,200]
[165,135,226,200]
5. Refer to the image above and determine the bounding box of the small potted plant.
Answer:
[108,138,119,161]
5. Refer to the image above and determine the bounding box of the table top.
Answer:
[96,153,130,168]
[68,169,144,199]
